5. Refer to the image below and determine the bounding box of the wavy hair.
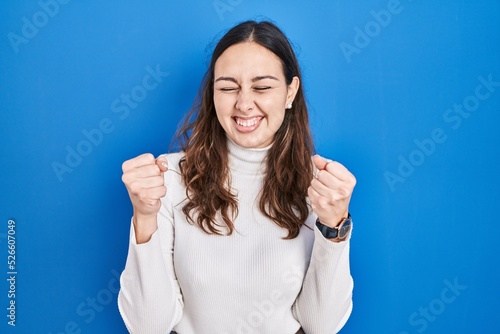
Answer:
[175,20,314,239]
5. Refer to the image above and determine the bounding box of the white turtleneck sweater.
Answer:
[118,140,353,334]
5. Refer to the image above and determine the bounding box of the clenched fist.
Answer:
[308,155,356,230]
[121,153,168,243]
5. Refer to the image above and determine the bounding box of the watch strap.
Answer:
[315,214,352,239]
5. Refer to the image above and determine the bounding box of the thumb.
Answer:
[155,156,168,172]
[313,154,328,171]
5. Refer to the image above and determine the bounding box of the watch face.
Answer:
[338,218,352,239]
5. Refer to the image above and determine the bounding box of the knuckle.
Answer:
[123,174,138,189]
[153,165,162,176]
[146,164,161,177]
[350,175,357,187]
[137,190,149,203]
[307,186,314,196]
[327,193,337,203]
[310,178,318,188]
[327,161,339,173]
[121,161,129,173]
[318,197,328,208]
[336,187,349,199]
[129,180,142,193]
[143,153,155,163]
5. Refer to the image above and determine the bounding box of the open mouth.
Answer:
[233,116,264,132]
[234,116,263,127]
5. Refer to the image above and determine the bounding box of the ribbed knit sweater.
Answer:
[118,139,353,334]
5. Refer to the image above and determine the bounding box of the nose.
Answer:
[235,89,254,113]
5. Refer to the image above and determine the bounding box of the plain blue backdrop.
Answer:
[1,0,499,333]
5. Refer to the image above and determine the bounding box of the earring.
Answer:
[286,103,293,109]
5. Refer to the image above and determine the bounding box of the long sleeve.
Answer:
[293,225,354,334]
[117,195,183,333]
[117,146,354,333]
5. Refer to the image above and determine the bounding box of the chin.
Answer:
[232,137,262,149]
[235,141,256,148]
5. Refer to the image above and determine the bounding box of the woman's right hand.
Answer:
[121,153,168,243]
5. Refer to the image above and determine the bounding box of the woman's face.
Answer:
[213,42,299,149]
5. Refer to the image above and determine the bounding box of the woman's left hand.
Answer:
[308,155,356,228]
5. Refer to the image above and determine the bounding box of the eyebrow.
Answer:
[251,75,279,82]
[214,75,279,83]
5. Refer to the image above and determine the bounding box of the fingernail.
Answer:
[161,162,168,168]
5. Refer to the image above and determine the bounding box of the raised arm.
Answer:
[118,154,183,333]
[293,155,356,333]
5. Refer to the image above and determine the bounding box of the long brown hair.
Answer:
[175,20,314,239]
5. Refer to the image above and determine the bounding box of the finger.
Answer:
[122,153,156,172]
[324,161,356,185]
[132,175,165,190]
[310,176,336,197]
[307,186,329,211]
[156,156,168,172]
[140,185,167,201]
[122,164,162,184]
[311,165,355,202]
[311,176,350,205]
[307,185,321,203]
[313,155,329,171]
[314,157,346,187]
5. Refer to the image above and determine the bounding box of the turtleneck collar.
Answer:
[227,138,271,175]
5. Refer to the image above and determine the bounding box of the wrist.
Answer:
[133,213,158,244]
[319,213,349,228]
[315,213,352,241]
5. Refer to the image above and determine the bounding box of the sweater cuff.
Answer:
[129,217,160,246]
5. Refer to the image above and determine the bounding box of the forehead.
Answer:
[214,42,284,78]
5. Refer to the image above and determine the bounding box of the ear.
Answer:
[286,76,300,106]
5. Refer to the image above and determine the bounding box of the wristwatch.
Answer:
[315,214,352,240]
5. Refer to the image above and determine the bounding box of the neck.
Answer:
[227,138,271,175]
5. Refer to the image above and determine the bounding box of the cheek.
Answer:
[262,109,285,133]
[259,90,288,112]
[213,94,222,113]
[271,112,286,130]
[271,100,287,119]
[213,95,233,119]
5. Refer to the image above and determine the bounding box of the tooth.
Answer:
[236,117,260,127]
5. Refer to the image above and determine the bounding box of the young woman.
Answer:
[118,20,356,334]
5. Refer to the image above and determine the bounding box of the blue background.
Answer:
[1,0,499,333]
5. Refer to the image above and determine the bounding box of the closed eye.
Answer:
[254,86,271,91]
[219,87,238,92]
